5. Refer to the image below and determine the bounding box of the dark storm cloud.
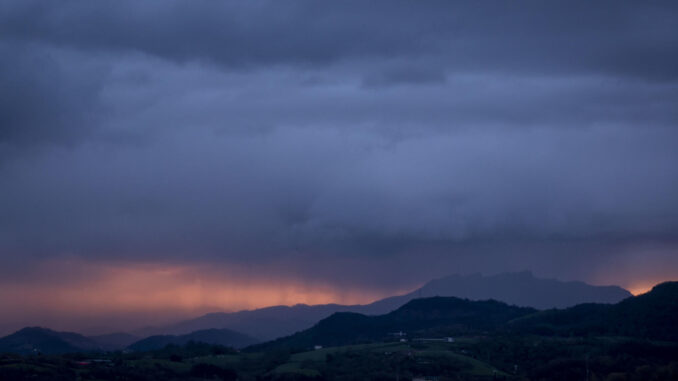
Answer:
[0,0,677,290]
[1,1,678,80]
[0,42,105,147]
[361,62,447,88]
[2,125,677,261]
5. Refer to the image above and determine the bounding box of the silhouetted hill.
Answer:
[87,332,140,351]
[0,327,100,355]
[133,304,361,341]
[143,272,630,341]
[128,328,259,351]
[370,271,631,311]
[386,297,536,330]
[608,281,678,340]
[511,281,678,340]
[248,297,536,351]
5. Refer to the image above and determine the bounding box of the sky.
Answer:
[1,1,677,334]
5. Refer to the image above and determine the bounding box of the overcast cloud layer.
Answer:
[1,1,678,298]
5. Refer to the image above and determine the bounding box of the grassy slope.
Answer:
[269,340,507,378]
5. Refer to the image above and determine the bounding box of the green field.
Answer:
[2,335,678,380]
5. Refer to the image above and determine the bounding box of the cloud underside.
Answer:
[0,0,677,291]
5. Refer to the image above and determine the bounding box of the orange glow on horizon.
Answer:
[4,257,675,335]
[0,258,395,332]
[590,256,676,297]
[626,282,657,296]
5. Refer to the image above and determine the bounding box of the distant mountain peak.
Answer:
[135,272,632,342]
[0,326,101,355]
[415,271,631,309]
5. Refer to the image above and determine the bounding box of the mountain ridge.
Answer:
[127,328,259,351]
[248,296,538,351]
[248,281,677,352]
[511,281,678,340]
[137,271,631,340]
[0,327,100,355]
